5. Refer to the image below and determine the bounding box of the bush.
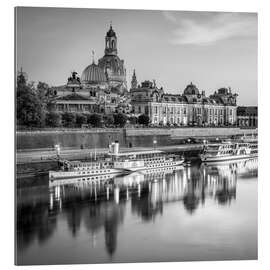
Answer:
[138,114,150,126]
[76,114,87,127]
[45,111,61,127]
[129,116,138,125]
[103,114,114,127]
[113,113,127,127]
[62,112,76,127]
[87,113,102,127]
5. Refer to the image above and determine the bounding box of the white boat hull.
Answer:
[49,159,185,180]
[49,168,123,180]
[200,153,257,163]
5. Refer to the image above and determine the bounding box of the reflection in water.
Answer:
[16,158,258,264]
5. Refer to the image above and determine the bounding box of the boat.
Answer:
[49,165,184,188]
[49,141,185,180]
[200,137,257,163]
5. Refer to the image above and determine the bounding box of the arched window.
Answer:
[111,40,115,49]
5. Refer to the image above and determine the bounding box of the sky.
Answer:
[16,7,258,106]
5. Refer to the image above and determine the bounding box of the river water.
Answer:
[16,158,258,265]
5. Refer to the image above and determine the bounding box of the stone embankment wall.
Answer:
[126,127,257,138]
[17,129,125,150]
[17,127,257,150]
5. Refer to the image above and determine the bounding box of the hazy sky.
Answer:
[16,7,257,106]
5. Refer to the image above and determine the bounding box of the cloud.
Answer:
[163,12,257,45]
[162,10,178,24]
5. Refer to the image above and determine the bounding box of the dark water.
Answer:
[16,159,258,265]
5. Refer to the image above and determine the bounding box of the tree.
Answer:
[76,114,87,127]
[37,81,56,112]
[62,112,76,127]
[87,113,102,127]
[138,114,150,126]
[129,116,138,125]
[37,81,50,101]
[113,113,127,127]
[103,114,114,127]
[16,74,45,127]
[45,111,61,127]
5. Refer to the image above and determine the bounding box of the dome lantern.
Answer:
[105,23,117,56]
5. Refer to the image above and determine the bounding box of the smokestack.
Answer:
[114,141,119,155]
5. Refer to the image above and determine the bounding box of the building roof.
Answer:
[98,55,125,78]
[56,93,90,101]
[81,62,107,84]
[183,82,200,95]
[237,106,258,115]
[106,25,116,37]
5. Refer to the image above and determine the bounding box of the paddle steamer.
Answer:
[49,141,184,180]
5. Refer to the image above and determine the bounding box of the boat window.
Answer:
[207,145,220,150]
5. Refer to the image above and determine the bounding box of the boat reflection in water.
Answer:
[16,158,258,265]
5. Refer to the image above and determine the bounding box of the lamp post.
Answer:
[153,139,157,150]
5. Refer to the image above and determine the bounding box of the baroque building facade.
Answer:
[48,23,240,127]
[237,106,258,128]
[130,75,238,126]
[98,24,127,93]
[51,24,127,114]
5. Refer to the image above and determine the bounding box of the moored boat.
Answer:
[49,141,185,180]
[200,137,257,163]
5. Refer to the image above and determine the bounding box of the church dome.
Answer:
[98,55,125,78]
[81,62,107,84]
[183,82,200,95]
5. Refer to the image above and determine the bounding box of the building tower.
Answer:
[98,23,127,93]
[105,22,117,56]
[131,69,137,89]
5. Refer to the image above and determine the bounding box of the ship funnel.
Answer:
[110,142,115,154]
[114,141,119,155]
[109,143,112,154]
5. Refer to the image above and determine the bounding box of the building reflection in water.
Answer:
[17,158,257,257]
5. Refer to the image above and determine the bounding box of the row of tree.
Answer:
[16,72,150,128]
[45,111,149,128]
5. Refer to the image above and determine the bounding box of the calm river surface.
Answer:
[16,158,258,265]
